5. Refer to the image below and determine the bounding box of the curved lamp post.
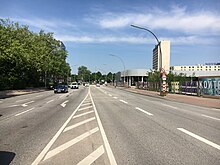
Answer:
[109,54,126,86]
[130,25,165,96]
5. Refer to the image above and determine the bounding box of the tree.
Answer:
[78,66,91,82]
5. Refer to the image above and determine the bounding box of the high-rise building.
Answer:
[152,40,170,71]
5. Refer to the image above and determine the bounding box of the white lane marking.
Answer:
[78,106,93,111]
[201,114,220,121]
[77,145,104,165]
[15,108,35,116]
[63,117,96,132]
[120,99,128,104]
[43,127,99,161]
[22,101,35,107]
[31,93,89,165]
[81,102,92,106]
[60,100,69,107]
[46,99,54,104]
[108,94,112,97]
[8,105,20,108]
[90,88,117,165]
[113,97,118,99]
[72,110,94,119]
[160,103,178,109]
[35,95,43,98]
[177,128,220,150]
[211,108,220,112]
[135,107,153,116]
[16,98,29,102]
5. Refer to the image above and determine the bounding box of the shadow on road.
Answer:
[0,151,16,165]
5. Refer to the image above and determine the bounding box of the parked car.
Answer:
[54,85,68,93]
[69,82,79,89]
[96,83,100,87]
[85,83,90,87]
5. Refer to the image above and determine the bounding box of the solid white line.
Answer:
[113,97,118,99]
[77,145,104,165]
[160,103,178,109]
[135,107,153,116]
[78,106,93,111]
[90,88,117,165]
[15,108,35,116]
[63,117,96,132]
[72,110,94,119]
[16,98,29,102]
[81,102,92,106]
[120,100,128,104]
[43,127,99,161]
[31,93,89,165]
[46,99,54,104]
[201,114,220,121]
[177,128,220,150]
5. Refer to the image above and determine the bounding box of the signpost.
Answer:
[160,68,167,96]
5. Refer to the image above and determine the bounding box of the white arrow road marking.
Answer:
[135,107,153,116]
[178,128,220,150]
[201,114,220,121]
[77,145,104,165]
[43,127,99,161]
[15,107,35,117]
[60,100,69,107]
[22,101,35,107]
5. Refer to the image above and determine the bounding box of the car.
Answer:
[85,83,89,87]
[70,82,79,89]
[96,83,100,87]
[54,85,68,93]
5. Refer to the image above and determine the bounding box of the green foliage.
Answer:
[0,19,71,90]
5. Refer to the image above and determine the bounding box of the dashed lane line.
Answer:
[31,92,89,165]
[14,107,35,117]
[113,97,118,99]
[177,128,220,150]
[43,127,99,161]
[78,106,93,111]
[201,114,220,121]
[77,145,104,165]
[15,98,29,103]
[22,101,35,107]
[46,99,54,104]
[119,99,128,104]
[108,94,112,97]
[63,117,96,132]
[135,107,153,116]
[72,110,94,119]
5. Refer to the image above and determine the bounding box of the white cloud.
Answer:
[98,6,220,35]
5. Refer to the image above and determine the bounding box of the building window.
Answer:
[189,69,191,71]
[189,66,191,68]
[209,66,211,68]
[214,69,216,71]
[215,66,216,68]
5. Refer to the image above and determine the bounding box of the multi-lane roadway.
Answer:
[0,85,219,165]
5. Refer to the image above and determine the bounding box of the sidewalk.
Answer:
[115,86,220,109]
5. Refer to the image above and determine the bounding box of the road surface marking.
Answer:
[60,100,69,107]
[8,105,20,108]
[16,98,29,102]
[113,97,118,99]
[160,103,178,109]
[35,95,43,98]
[135,107,153,116]
[108,94,112,97]
[15,108,35,116]
[73,110,94,119]
[201,114,220,121]
[78,106,93,111]
[46,99,54,104]
[22,101,35,107]
[77,145,104,165]
[63,117,96,132]
[177,128,220,150]
[211,108,220,112]
[83,100,91,104]
[90,88,117,165]
[31,93,89,165]
[120,100,128,104]
[43,127,99,161]
[81,102,92,106]
[59,94,68,98]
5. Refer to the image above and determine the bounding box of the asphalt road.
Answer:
[0,85,219,165]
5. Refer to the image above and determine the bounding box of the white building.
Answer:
[153,40,170,71]
[171,63,220,72]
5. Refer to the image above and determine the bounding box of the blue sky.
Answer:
[1,0,220,74]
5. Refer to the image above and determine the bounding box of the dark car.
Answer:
[54,85,68,93]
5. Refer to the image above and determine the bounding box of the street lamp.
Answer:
[130,24,166,96]
[109,54,126,86]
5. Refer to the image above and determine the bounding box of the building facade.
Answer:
[153,40,170,71]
